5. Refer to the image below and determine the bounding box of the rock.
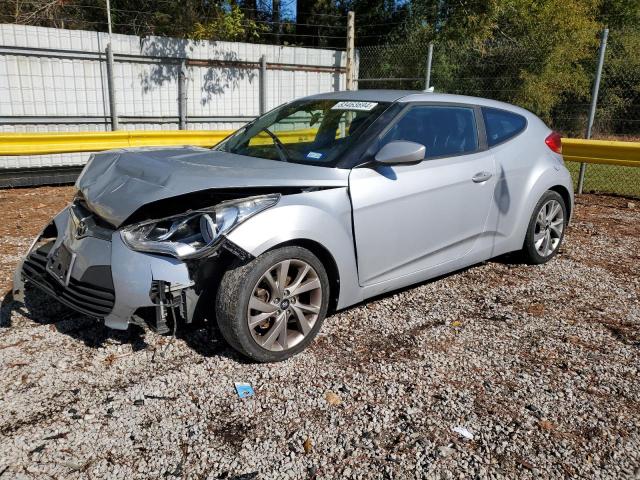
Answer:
[439,446,455,457]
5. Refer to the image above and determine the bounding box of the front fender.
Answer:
[225,188,362,309]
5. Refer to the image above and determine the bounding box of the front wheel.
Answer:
[521,190,567,264]
[215,246,330,362]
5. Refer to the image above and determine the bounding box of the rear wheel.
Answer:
[521,190,567,264]
[215,246,329,362]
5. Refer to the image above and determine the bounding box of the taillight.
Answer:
[545,131,562,154]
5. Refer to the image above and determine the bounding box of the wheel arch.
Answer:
[506,164,574,254]
[548,184,572,221]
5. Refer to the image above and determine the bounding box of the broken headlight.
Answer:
[120,194,280,259]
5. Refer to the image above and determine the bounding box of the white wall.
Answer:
[0,24,346,170]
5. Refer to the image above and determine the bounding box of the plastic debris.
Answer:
[452,426,474,440]
[234,382,255,398]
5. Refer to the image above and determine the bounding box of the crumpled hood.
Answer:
[75,146,349,227]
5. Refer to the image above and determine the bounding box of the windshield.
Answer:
[215,99,391,166]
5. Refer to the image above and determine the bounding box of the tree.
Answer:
[190,5,267,42]
[358,0,606,134]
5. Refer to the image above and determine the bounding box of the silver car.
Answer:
[13,90,573,362]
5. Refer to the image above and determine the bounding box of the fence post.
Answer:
[104,0,118,131]
[346,11,355,90]
[578,27,609,194]
[425,42,434,90]
[105,44,119,131]
[178,60,187,130]
[259,55,267,115]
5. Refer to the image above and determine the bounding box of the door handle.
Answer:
[472,171,493,183]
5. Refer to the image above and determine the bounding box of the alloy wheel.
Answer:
[247,259,323,351]
[534,199,564,257]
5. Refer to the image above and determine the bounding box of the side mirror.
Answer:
[374,141,426,165]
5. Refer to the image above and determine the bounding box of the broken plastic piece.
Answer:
[234,382,254,398]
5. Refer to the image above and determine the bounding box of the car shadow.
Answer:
[488,251,526,265]
[332,253,526,317]
[0,291,16,328]
[1,287,247,362]
[3,252,527,360]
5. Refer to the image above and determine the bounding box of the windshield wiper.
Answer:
[261,128,290,163]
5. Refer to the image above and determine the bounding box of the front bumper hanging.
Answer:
[15,206,196,330]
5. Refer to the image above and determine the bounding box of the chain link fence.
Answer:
[358,27,640,198]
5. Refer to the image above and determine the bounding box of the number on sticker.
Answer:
[331,101,378,111]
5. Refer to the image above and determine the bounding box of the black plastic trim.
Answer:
[22,248,115,318]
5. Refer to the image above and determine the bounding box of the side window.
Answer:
[482,108,527,147]
[381,105,478,158]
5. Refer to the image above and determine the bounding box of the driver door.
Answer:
[349,104,496,286]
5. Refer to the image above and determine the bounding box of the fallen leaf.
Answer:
[566,335,582,345]
[538,420,555,431]
[103,353,117,366]
[527,303,545,316]
[516,457,535,470]
[451,320,462,327]
[303,437,313,454]
[324,391,341,406]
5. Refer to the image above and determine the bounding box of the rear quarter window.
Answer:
[482,107,527,147]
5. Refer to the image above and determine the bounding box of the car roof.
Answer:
[304,90,534,118]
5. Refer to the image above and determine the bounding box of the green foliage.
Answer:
[190,5,268,42]
[358,0,639,137]
[594,24,640,135]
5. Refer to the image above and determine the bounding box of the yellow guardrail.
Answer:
[0,131,638,167]
[0,130,231,156]
[562,138,640,168]
[0,129,320,156]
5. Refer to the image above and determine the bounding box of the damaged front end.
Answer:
[14,192,275,333]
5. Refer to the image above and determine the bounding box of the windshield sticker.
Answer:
[331,101,378,111]
[306,151,323,160]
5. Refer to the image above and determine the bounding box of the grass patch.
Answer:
[566,161,640,198]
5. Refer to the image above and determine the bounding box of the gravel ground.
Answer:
[0,187,639,479]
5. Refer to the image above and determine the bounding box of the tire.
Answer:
[521,190,567,265]
[215,246,330,362]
